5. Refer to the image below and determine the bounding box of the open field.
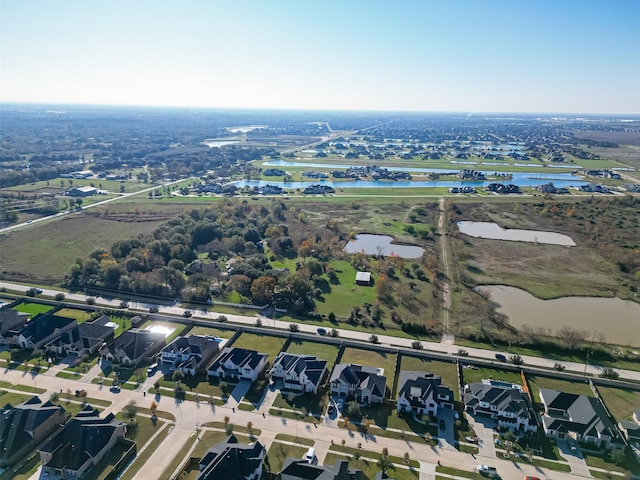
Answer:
[0,213,166,284]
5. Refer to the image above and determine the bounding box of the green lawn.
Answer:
[285,339,340,363]
[583,449,640,475]
[398,355,459,399]
[274,434,314,446]
[231,332,287,359]
[597,386,640,422]
[314,260,378,318]
[340,347,397,388]
[12,301,53,316]
[55,307,93,322]
[271,392,326,419]
[526,374,593,403]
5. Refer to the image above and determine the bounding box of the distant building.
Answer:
[355,272,371,286]
[67,186,97,197]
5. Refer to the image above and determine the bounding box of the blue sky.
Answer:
[1,0,639,113]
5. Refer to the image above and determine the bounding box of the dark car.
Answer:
[495,353,507,362]
[317,328,327,335]
[439,419,445,430]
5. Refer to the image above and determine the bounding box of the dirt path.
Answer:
[437,198,453,341]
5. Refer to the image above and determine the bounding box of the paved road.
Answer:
[3,363,622,480]
[1,280,640,383]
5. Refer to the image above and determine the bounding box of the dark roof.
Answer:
[18,313,76,345]
[0,308,29,333]
[270,353,327,387]
[208,347,268,374]
[330,363,387,398]
[47,318,113,352]
[280,458,363,480]
[0,396,65,464]
[464,383,533,422]
[162,335,219,362]
[397,371,453,407]
[196,435,265,480]
[113,328,165,362]
[39,405,124,472]
[540,389,621,441]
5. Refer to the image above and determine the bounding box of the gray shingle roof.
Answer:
[196,435,265,480]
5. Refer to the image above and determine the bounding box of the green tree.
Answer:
[122,400,138,424]
[377,456,393,475]
[347,401,361,417]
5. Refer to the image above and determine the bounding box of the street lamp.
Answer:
[583,350,590,376]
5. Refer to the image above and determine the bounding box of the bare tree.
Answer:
[557,325,588,349]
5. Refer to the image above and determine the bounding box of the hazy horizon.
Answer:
[2,0,639,115]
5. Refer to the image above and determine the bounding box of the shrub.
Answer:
[55,293,66,301]
[412,341,423,350]
[600,368,619,380]
[149,305,159,313]
[183,310,193,318]
[217,315,228,322]
[86,297,96,305]
[369,334,379,344]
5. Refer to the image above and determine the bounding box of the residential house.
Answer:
[101,328,166,367]
[159,335,221,376]
[207,347,269,382]
[618,420,640,443]
[463,382,537,433]
[15,313,76,350]
[196,434,266,480]
[269,353,327,394]
[396,371,454,416]
[0,308,29,344]
[329,363,387,404]
[0,396,66,468]
[39,405,126,478]
[539,389,624,449]
[45,315,114,358]
[279,458,363,480]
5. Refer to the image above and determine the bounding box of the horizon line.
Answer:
[1,101,639,118]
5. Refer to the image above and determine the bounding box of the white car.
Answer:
[477,465,497,474]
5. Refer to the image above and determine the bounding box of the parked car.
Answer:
[524,476,541,480]
[317,328,327,335]
[477,465,497,476]
[439,419,445,430]
[570,444,577,453]
[495,353,507,362]
[465,436,479,443]
[35,288,43,294]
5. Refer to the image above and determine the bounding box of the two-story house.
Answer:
[0,308,29,344]
[207,347,269,382]
[0,396,66,468]
[540,388,623,449]
[396,371,454,416]
[269,353,327,394]
[39,405,126,479]
[329,363,387,404]
[45,315,114,358]
[101,328,166,367]
[464,382,537,433]
[160,335,221,376]
[15,313,76,350]
[196,434,266,480]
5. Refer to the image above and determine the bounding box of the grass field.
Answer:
[526,374,593,403]
[56,307,93,322]
[12,301,53,316]
[285,339,340,363]
[186,325,236,339]
[266,442,309,473]
[398,355,459,399]
[597,386,640,422]
[231,332,287,359]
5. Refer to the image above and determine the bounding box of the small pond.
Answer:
[343,234,424,259]
[458,221,576,246]
[479,285,640,347]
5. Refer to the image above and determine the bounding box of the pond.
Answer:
[479,285,640,347]
[343,234,424,258]
[458,221,576,246]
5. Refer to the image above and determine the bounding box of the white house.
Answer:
[269,353,327,394]
[396,371,454,416]
[207,347,269,382]
[329,363,387,404]
[464,382,537,433]
[160,335,220,376]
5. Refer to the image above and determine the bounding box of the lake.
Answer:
[479,285,640,347]
[343,234,424,259]
[458,221,576,246]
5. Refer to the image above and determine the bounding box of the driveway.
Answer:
[467,415,497,459]
[557,439,591,477]
[437,407,456,449]
[227,380,251,408]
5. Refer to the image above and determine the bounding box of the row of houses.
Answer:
[1,397,126,479]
